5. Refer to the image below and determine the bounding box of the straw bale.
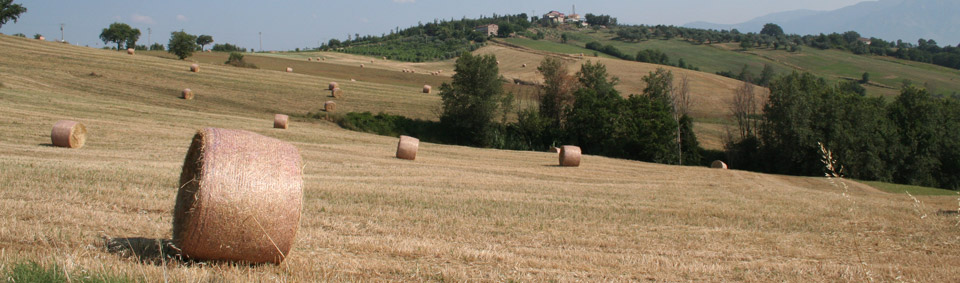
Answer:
[423,85,432,94]
[324,101,336,112]
[127,48,135,55]
[274,114,289,129]
[51,120,86,149]
[173,128,303,264]
[38,36,45,41]
[396,135,419,160]
[190,64,200,73]
[286,67,293,73]
[711,160,728,169]
[328,82,339,90]
[559,145,581,167]
[550,147,561,154]
[331,88,343,98]
[181,88,194,100]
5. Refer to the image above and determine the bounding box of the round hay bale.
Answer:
[522,64,527,68]
[496,60,500,65]
[51,120,86,149]
[190,64,200,73]
[396,135,419,161]
[38,36,45,41]
[127,48,135,55]
[422,85,432,94]
[711,160,728,169]
[331,88,343,98]
[274,114,289,129]
[550,146,561,154]
[350,79,356,82]
[181,88,194,100]
[559,145,581,167]
[173,128,303,264]
[382,56,387,60]
[324,101,336,112]
[307,58,312,61]
[328,82,339,90]
[360,64,365,68]
[286,67,293,73]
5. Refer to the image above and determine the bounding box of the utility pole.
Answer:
[147,28,151,46]
[59,23,64,42]
[259,32,262,52]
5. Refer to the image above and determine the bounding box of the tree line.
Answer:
[323,13,531,62]
[725,72,960,190]
[337,53,708,167]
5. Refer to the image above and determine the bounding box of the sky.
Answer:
[2,0,866,51]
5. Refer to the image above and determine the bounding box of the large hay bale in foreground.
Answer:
[190,64,200,73]
[324,101,336,112]
[173,128,303,264]
[396,135,419,160]
[559,145,581,167]
[127,48,135,55]
[711,160,728,169]
[181,88,194,100]
[51,120,86,149]
[423,85,432,94]
[274,114,289,129]
[328,82,338,90]
[331,88,343,98]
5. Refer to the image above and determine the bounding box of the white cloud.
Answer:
[393,0,415,3]
[131,13,155,25]
[176,14,188,22]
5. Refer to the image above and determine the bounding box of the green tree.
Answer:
[438,52,512,146]
[641,68,673,105]
[167,31,198,60]
[536,57,576,128]
[887,86,943,187]
[99,22,140,50]
[0,0,27,30]
[196,34,213,50]
[860,72,870,84]
[760,23,784,37]
[757,64,775,86]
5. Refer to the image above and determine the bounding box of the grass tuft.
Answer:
[4,260,134,283]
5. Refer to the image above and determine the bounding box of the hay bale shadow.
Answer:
[937,209,959,216]
[103,237,182,265]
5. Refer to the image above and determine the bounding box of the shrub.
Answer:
[225,52,257,68]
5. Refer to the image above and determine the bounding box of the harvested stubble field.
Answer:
[1,35,959,281]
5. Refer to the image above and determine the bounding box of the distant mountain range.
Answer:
[684,0,960,46]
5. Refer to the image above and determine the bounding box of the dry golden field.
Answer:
[2,35,960,281]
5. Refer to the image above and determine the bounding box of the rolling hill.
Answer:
[2,33,960,281]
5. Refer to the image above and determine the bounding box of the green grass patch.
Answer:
[862,181,958,196]
[501,38,606,57]
[4,260,135,283]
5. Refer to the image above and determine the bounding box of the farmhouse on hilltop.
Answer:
[476,24,499,37]
[544,11,565,23]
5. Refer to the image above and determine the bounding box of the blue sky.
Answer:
[3,0,864,51]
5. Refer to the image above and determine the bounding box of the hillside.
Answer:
[2,34,960,281]
[505,28,960,98]
[685,0,960,46]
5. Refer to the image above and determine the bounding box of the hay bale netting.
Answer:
[328,82,338,90]
[324,101,336,112]
[396,135,419,161]
[711,160,728,169]
[190,64,200,73]
[127,48,135,55]
[331,88,343,98]
[286,67,293,73]
[422,85,432,94]
[181,88,194,100]
[51,120,87,149]
[559,145,581,167]
[174,128,303,264]
[274,114,289,129]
